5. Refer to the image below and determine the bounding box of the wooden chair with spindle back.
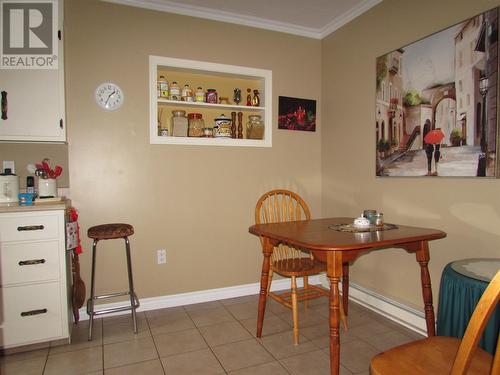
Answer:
[255,189,347,345]
[370,269,500,375]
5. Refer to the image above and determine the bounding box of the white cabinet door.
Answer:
[0,68,64,141]
[0,0,65,142]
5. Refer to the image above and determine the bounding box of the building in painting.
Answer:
[454,13,484,147]
[376,49,404,157]
[421,82,457,146]
[404,104,432,150]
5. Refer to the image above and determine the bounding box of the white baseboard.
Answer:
[78,275,321,321]
[78,275,427,337]
[319,274,427,336]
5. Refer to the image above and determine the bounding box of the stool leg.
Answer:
[125,237,138,334]
[88,239,98,341]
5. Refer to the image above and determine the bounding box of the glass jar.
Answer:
[246,115,264,139]
[195,87,205,102]
[169,81,181,101]
[181,84,194,102]
[206,89,218,104]
[157,75,168,98]
[187,113,205,137]
[171,110,188,136]
[252,89,261,106]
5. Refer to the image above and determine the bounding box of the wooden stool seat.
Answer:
[88,223,134,240]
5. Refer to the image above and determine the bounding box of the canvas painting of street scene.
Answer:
[376,8,498,177]
[278,96,316,132]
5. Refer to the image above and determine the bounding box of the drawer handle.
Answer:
[21,308,48,317]
[19,259,46,266]
[17,225,45,231]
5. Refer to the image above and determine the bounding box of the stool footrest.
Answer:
[86,293,140,317]
[93,291,131,300]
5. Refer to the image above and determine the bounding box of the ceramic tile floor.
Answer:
[0,294,424,375]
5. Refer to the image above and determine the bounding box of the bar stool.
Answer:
[86,223,139,340]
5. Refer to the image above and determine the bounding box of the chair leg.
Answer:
[267,268,274,295]
[125,237,138,334]
[291,276,299,345]
[340,299,348,331]
[88,239,98,341]
[303,275,309,309]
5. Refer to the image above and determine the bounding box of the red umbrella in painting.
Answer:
[424,129,445,144]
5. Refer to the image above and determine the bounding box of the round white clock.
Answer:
[95,82,124,111]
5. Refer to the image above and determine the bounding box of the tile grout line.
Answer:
[144,309,168,375]
[221,300,293,374]
[184,303,230,374]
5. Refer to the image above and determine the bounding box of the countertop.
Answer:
[0,198,70,213]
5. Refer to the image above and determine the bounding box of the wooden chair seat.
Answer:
[370,336,492,375]
[370,269,500,375]
[272,258,326,277]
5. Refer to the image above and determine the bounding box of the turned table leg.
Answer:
[415,241,436,336]
[257,237,273,338]
[328,251,343,375]
[342,262,349,315]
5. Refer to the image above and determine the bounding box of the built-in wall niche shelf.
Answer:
[149,56,272,147]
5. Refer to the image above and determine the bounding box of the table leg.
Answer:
[327,251,343,375]
[257,237,273,338]
[415,241,436,336]
[342,263,349,315]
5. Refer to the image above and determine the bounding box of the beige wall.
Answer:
[322,0,500,309]
[65,0,322,298]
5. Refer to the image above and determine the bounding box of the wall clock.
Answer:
[95,82,124,111]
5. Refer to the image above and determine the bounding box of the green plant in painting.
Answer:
[376,55,388,91]
[377,138,390,152]
[450,128,462,146]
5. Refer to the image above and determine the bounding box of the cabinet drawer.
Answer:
[0,212,61,242]
[0,241,61,286]
[0,282,64,347]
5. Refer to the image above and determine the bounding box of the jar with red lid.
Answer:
[187,113,205,137]
[206,89,218,104]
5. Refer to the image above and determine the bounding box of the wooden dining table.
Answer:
[249,217,446,375]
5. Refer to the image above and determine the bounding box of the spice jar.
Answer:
[181,84,194,102]
[157,75,169,98]
[169,81,181,101]
[213,114,232,138]
[246,115,264,140]
[195,87,205,102]
[206,89,218,104]
[252,89,261,106]
[187,113,205,137]
[375,213,384,227]
[171,110,188,136]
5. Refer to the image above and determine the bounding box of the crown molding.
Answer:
[102,0,381,40]
[319,0,383,39]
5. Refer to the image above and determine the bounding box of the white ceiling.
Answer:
[103,0,382,39]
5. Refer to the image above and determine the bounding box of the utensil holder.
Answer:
[38,178,57,198]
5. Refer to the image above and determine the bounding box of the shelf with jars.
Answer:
[149,56,272,147]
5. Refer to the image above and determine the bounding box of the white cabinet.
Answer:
[149,56,272,147]
[0,0,65,142]
[0,209,71,348]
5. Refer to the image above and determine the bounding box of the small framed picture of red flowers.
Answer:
[278,96,316,132]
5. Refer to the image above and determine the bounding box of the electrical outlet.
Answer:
[2,160,15,173]
[157,249,166,264]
